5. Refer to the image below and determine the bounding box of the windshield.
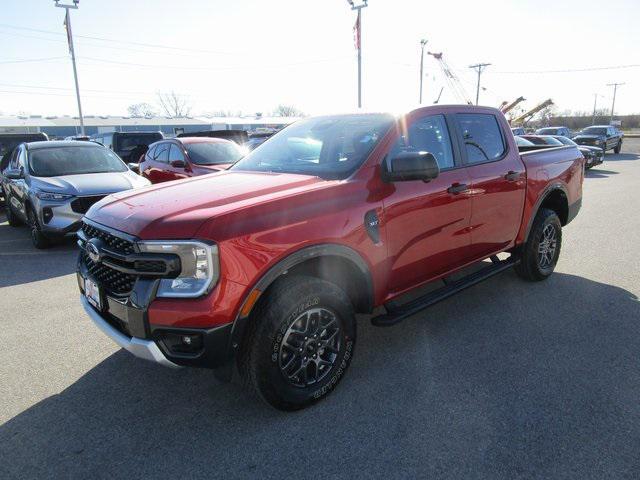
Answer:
[537,128,558,135]
[29,146,128,177]
[185,141,243,165]
[554,136,576,146]
[581,127,607,135]
[231,114,395,180]
[116,134,162,151]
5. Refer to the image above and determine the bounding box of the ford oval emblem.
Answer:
[85,239,102,263]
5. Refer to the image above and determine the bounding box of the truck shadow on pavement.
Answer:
[0,212,78,288]
[585,168,619,179]
[1,271,639,478]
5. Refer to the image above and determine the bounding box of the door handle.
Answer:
[504,171,520,181]
[447,183,469,194]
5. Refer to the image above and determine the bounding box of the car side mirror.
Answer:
[127,163,140,173]
[5,167,23,180]
[383,151,439,182]
[170,159,186,168]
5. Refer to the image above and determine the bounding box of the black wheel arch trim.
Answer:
[523,183,570,242]
[217,243,374,382]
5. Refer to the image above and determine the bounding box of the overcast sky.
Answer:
[2,0,639,117]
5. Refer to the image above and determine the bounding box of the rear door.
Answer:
[145,142,171,184]
[382,113,474,295]
[454,112,526,259]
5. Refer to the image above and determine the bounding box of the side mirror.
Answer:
[5,168,23,180]
[170,159,186,168]
[384,151,439,182]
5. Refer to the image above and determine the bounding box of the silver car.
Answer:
[1,140,150,248]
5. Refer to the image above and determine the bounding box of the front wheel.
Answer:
[239,275,356,411]
[514,208,562,281]
[27,207,49,249]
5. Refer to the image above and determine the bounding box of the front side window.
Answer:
[457,114,506,164]
[185,141,243,165]
[168,144,185,162]
[389,114,455,169]
[28,146,128,177]
[231,114,394,180]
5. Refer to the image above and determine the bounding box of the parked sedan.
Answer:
[521,135,602,169]
[139,137,243,184]
[573,125,623,154]
[1,141,150,248]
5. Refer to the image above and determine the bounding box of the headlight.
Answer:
[36,191,74,201]
[137,241,219,298]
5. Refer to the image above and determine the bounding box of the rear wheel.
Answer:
[514,208,562,282]
[4,198,21,227]
[239,275,356,411]
[27,207,49,249]
[614,140,622,154]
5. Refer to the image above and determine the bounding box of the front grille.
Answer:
[81,222,135,255]
[82,251,136,295]
[71,195,106,214]
[134,260,166,273]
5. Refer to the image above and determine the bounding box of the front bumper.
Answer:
[80,295,180,368]
[77,250,235,370]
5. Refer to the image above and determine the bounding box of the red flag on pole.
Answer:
[63,9,73,54]
[353,14,360,51]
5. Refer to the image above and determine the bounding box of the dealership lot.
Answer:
[1,141,639,478]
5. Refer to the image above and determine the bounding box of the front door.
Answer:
[382,113,474,296]
[454,112,526,259]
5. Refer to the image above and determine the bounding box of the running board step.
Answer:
[371,256,519,327]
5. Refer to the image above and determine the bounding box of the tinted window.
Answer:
[28,146,127,177]
[153,143,170,163]
[115,133,162,151]
[537,128,559,135]
[232,114,394,180]
[582,127,607,135]
[145,144,157,160]
[168,144,185,162]
[389,114,454,169]
[457,114,505,164]
[185,141,243,165]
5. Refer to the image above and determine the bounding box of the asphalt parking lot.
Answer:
[1,141,639,479]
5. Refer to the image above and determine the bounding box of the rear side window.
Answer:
[153,143,170,163]
[145,144,157,160]
[457,114,506,164]
[168,144,185,162]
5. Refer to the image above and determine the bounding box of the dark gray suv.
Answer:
[1,141,150,248]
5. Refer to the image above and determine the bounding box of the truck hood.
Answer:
[31,171,150,196]
[574,134,604,141]
[85,170,325,239]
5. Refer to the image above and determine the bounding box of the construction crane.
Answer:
[501,96,526,115]
[427,52,473,105]
[511,99,554,125]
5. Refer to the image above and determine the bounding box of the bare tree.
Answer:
[272,104,304,117]
[127,103,156,117]
[156,91,192,118]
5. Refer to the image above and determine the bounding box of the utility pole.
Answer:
[419,39,428,104]
[592,93,601,125]
[469,62,491,106]
[347,0,368,109]
[54,0,85,136]
[606,82,625,123]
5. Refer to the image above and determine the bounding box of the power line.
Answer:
[492,64,640,74]
[0,56,66,64]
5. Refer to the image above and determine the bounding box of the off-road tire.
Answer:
[238,275,356,411]
[27,207,49,249]
[514,208,562,282]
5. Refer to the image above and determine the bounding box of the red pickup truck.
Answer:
[76,105,583,410]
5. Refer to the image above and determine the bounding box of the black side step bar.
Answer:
[371,255,520,327]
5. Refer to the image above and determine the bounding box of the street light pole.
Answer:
[419,39,428,104]
[592,93,600,125]
[348,0,368,109]
[54,0,85,136]
[606,82,625,123]
[469,62,491,106]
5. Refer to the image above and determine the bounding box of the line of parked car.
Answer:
[0,128,274,248]
[510,124,624,170]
